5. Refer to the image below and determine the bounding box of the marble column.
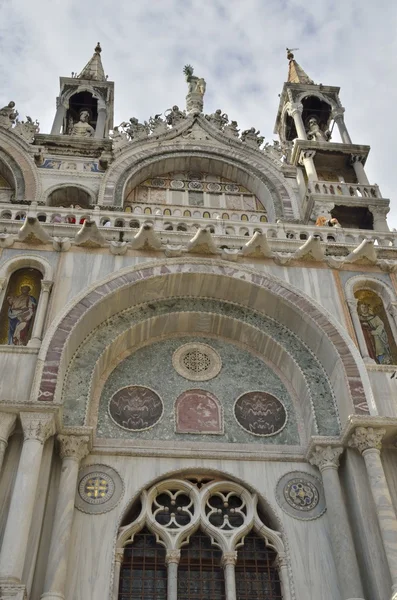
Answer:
[299,150,318,182]
[0,413,17,475]
[332,108,352,144]
[222,552,237,600]
[95,107,107,139]
[41,434,89,600]
[350,155,370,185]
[349,427,397,600]
[309,446,365,600]
[288,102,307,140]
[276,552,292,600]
[346,298,375,364]
[29,280,53,347]
[0,413,55,584]
[51,103,67,135]
[165,550,180,600]
[112,548,124,600]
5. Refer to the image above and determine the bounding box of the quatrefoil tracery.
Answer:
[205,492,246,530]
[153,490,194,529]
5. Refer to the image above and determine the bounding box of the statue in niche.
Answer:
[306,116,330,142]
[71,110,95,137]
[356,290,397,364]
[165,105,187,127]
[206,109,228,130]
[0,101,18,129]
[241,127,264,148]
[7,285,37,346]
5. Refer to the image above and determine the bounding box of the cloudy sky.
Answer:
[0,0,396,225]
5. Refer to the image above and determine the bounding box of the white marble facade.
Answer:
[0,47,397,600]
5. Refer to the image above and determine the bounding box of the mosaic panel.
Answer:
[108,385,163,431]
[175,389,223,434]
[234,391,287,436]
[75,464,124,514]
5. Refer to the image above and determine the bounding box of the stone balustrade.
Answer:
[308,180,382,200]
[1,203,397,249]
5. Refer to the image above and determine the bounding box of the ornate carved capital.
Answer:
[58,434,90,462]
[350,154,365,165]
[287,102,303,117]
[275,551,288,569]
[165,550,181,565]
[348,427,386,454]
[0,412,17,444]
[299,149,316,165]
[309,445,344,471]
[115,548,125,564]
[41,280,53,293]
[221,551,237,567]
[0,583,27,599]
[20,412,55,444]
[368,205,389,217]
[331,107,345,121]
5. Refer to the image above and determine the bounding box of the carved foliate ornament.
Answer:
[348,427,386,454]
[20,413,55,444]
[165,549,181,565]
[58,434,90,462]
[308,445,344,471]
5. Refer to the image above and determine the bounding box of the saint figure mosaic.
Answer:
[0,268,42,346]
[355,289,397,365]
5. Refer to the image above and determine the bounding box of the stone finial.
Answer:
[184,65,206,114]
[348,427,386,454]
[20,413,55,444]
[58,434,90,462]
[309,445,344,471]
[165,550,181,565]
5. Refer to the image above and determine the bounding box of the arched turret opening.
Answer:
[64,91,98,135]
[47,186,92,208]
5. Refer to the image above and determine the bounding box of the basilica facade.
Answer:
[0,44,397,600]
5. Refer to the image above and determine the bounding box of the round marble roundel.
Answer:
[108,385,163,431]
[234,391,287,436]
[75,464,124,514]
[172,343,222,382]
[276,471,325,521]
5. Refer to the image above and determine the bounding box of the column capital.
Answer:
[20,413,55,444]
[221,551,237,567]
[41,280,53,293]
[331,107,345,120]
[0,413,17,444]
[57,435,89,462]
[299,149,316,164]
[309,445,344,471]
[348,426,386,454]
[350,154,365,165]
[114,548,124,564]
[275,551,288,569]
[368,205,389,217]
[165,550,181,565]
[0,583,27,600]
[287,101,303,117]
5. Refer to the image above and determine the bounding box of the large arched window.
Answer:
[116,476,288,600]
[119,528,167,600]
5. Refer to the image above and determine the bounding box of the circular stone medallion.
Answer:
[276,471,326,520]
[108,385,163,431]
[172,343,222,382]
[75,464,124,514]
[234,391,287,436]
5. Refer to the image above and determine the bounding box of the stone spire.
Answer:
[77,42,106,82]
[286,48,314,85]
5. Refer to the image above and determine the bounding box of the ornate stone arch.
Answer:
[0,254,53,283]
[295,90,336,110]
[43,182,96,206]
[98,138,297,221]
[32,259,374,422]
[0,129,40,201]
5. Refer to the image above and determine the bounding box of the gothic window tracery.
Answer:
[116,477,287,600]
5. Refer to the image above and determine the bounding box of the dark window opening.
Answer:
[331,205,373,230]
[236,530,282,600]
[65,91,98,135]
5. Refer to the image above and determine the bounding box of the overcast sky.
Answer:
[0,0,396,226]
